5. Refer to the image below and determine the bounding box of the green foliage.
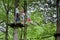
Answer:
[0,0,56,40]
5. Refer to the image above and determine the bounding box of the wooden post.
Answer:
[24,1,27,40]
[54,0,60,40]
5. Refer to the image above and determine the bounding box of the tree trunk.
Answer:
[24,1,27,40]
[2,0,9,40]
[55,0,60,40]
[5,11,9,40]
[24,27,27,40]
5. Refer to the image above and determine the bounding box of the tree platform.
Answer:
[8,23,25,28]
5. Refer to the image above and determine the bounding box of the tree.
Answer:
[55,0,60,40]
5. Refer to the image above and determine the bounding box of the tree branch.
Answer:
[0,20,5,24]
[30,21,40,26]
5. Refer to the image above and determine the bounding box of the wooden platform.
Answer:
[8,23,25,28]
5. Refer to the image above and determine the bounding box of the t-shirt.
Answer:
[21,13,25,20]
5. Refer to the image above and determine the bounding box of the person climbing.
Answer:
[20,10,25,24]
[27,11,33,24]
[21,10,33,24]
[15,6,20,23]
[15,13,20,23]
[27,14,31,23]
